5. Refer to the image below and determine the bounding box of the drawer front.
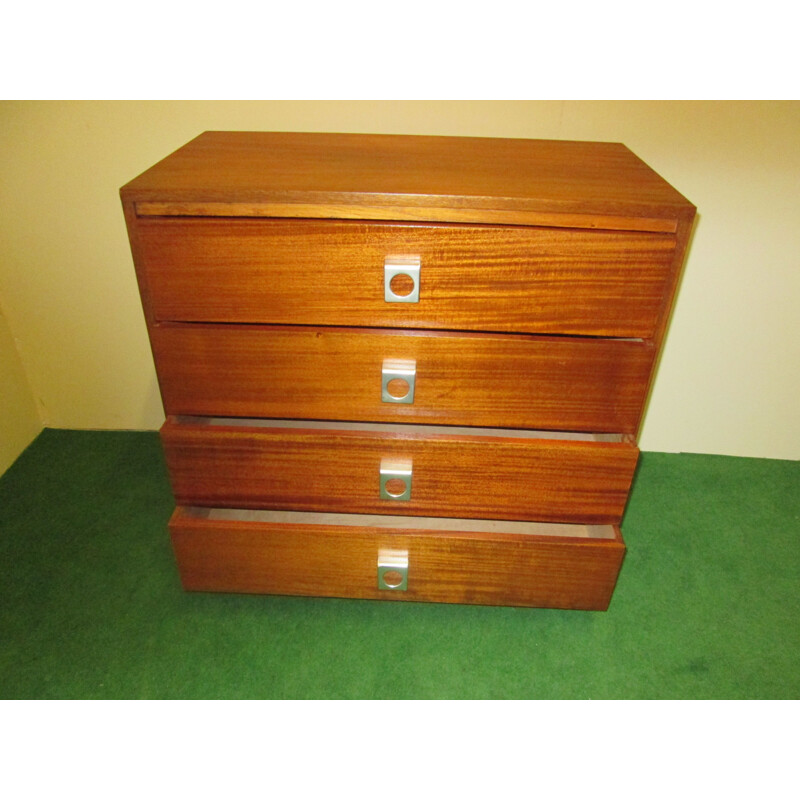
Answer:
[151,324,654,433]
[137,218,676,337]
[161,418,639,524]
[169,508,626,610]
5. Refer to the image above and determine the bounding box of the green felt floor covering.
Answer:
[0,429,798,699]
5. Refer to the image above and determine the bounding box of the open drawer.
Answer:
[161,417,638,524]
[169,507,627,610]
[151,324,654,434]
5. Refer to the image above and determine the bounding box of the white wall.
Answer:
[1,101,798,459]
[0,300,42,473]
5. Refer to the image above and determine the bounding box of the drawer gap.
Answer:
[154,319,646,344]
[182,506,617,540]
[173,415,628,444]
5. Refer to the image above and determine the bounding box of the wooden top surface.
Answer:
[121,131,694,229]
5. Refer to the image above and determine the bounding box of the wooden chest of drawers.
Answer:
[121,131,695,610]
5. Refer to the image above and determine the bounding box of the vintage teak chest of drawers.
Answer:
[121,131,695,610]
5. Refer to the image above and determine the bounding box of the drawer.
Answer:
[151,324,654,433]
[161,418,639,524]
[137,218,676,337]
[169,508,626,610]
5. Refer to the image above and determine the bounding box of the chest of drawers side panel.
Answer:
[632,211,696,439]
[122,199,172,420]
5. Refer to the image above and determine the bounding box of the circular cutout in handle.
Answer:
[389,272,416,298]
[385,377,410,399]
[381,569,404,588]
[383,477,408,497]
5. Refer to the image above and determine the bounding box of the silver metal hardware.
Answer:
[377,549,409,591]
[380,458,412,502]
[384,256,420,303]
[381,358,416,404]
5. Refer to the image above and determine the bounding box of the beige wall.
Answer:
[0,300,42,473]
[1,101,798,460]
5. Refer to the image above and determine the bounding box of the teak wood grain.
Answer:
[120,131,695,231]
[120,131,695,610]
[137,218,677,338]
[161,418,639,524]
[136,202,679,233]
[169,508,626,610]
[150,324,655,433]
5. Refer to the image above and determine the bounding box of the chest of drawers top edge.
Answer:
[120,131,695,611]
[121,130,694,225]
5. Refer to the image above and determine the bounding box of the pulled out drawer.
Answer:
[169,507,626,610]
[162,418,638,524]
[151,324,654,434]
[136,218,675,337]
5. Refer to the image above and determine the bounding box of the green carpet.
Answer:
[0,429,798,699]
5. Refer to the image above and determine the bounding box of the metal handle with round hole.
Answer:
[380,458,412,501]
[381,358,416,404]
[384,256,420,303]
[377,549,409,591]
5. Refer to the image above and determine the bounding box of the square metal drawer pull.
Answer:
[380,458,412,501]
[381,358,416,404]
[384,256,420,303]
[377,549,409,591]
